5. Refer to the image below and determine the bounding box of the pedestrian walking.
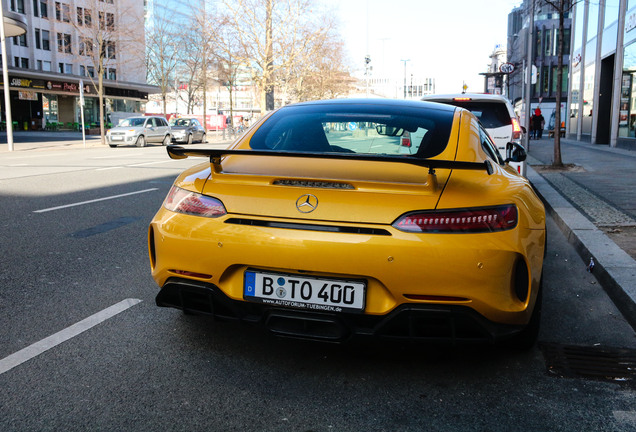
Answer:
[531,108,544,139]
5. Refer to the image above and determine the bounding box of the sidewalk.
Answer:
[526,136,636,330]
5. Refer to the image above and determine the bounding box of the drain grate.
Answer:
[540,342,636,386]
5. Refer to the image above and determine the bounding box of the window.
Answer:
[40,0,48,18]
[102,40,116,59]
[14,34,27,46]
[42,60,51,71]
[14,57,28,68]
[544,29,552,56]
[35,29,40,49]
[57,32,71,53]
[77,7,91,26]
[79,37,93,56]
[108,68,116,80]
[55,2,70,22]
[11,0,25,13]
[33,0,39,16]
[42,30,50,50]
[37,59,42,69]
[99,12,115,31]
[58,62,72,74]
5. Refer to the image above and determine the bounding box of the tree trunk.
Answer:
[552,0,565,167]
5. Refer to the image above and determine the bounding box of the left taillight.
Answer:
[512,117,522,140]
[393,205,518,233]
[163,186,227,218]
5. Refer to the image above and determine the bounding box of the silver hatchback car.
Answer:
[107,116,172,148]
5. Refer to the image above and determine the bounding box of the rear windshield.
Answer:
[249,103,454,158]
[431,101,511,129]
[120,118,145,127]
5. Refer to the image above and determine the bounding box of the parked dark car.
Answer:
[169,118,206,144]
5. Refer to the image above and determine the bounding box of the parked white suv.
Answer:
[421,94,525,176]
[107,116,172,148]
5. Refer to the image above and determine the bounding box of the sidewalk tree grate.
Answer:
[540,342,636,387]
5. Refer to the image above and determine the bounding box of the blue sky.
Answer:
[321,0,523,94]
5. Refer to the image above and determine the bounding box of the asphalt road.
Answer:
[1,144,635,431]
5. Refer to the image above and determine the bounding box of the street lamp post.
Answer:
[401,59,410,99]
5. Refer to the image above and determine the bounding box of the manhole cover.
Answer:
[540,342,636,386]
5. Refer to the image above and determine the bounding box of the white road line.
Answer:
[127,160,174,167]
[95,166,124,171]
[0,298,142,375]
[33,188,159,213]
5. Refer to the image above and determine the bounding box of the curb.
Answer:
[527,165,636,331]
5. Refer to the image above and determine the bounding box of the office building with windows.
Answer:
[568,0,636,148]
[1,0,155,130]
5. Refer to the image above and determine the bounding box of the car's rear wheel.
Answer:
[136,136,146,147]
[187,134,193,145]
[163,134,171,146]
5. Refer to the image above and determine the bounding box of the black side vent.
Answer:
[540,342,636,387]
[225,218,391,236]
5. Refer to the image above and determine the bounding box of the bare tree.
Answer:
[539,0,575,167]
[219,0,332,114]
[146,13,179,116]
[68,0,144,145]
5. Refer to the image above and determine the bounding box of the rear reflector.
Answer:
[170,269,213,279]
[393,205,518,233]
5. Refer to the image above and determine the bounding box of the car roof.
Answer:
[288,98,457,113]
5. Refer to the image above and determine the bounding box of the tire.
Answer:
[163,134,171,146]
[187,134,193,145]
[200,133,206,143]
[135,135,146,147]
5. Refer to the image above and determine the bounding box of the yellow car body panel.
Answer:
[149,99,546,344]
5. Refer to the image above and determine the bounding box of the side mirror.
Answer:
[505,142,527,163]
[520,126,527,134]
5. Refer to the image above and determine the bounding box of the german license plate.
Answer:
[244,270,365,313]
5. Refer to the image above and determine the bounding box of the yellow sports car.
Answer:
[148,99,546,348]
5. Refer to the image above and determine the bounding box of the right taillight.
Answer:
[393,205,518,233]
[401,131,412,147]
[163,186,227,218]
[512,117,522,140]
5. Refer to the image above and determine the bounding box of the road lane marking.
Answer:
[33,188,159,213]
[0,298,142,375]
[127,160,174,167]
[95,166,124,171]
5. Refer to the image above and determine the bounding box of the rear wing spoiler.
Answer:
[166,145,494,175]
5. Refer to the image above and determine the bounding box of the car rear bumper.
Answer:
[156,277,525,344]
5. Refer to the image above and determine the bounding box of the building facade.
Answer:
[506,1,572,129]
[568,0,636,148]
[1,0,154,131]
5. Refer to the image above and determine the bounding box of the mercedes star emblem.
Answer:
[296,194,318,213]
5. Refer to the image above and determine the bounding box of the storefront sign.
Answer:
[18,90,38,101]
